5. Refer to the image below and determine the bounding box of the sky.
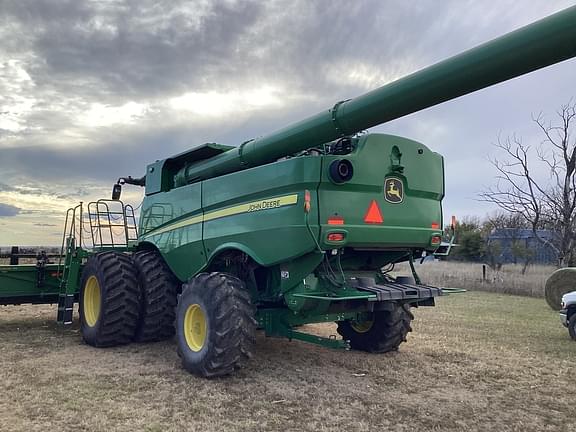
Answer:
[0,0,575,246]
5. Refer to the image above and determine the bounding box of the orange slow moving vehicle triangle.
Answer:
[364,200,383,224]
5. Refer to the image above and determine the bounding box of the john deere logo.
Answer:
[384,178,403,203]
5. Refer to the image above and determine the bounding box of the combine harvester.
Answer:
[1,7,575,377]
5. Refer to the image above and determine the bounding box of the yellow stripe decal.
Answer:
[203,194,298,221]
[143,194,299,237]
[146,214,204,236]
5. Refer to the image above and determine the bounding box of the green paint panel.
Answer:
[202,157,321,269]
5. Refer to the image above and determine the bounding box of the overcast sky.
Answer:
[1,0,575,246]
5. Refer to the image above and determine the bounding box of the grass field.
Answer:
[1,291,574,432]
[397,261,555,298]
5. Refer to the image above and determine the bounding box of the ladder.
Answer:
[56,204,84,325]
[56,200,138,325]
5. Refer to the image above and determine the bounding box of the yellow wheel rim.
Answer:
[184,304,207,352]
[83,275,101,327]
[350,316,374,333]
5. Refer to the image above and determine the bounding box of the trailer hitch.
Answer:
[287,330,350,350]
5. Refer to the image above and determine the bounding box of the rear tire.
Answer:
[79,252,140,347]
[132,250,180,342]
[176,272,256,378]
[337,303,413,353]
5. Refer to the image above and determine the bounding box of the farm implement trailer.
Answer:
[0,200,138,322]
[1,6,576,377]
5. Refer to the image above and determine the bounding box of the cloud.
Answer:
[1,1,264,100]
[0,183,16,192]
[0,202,21,217]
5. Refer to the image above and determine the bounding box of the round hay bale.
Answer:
[544,267,576,310]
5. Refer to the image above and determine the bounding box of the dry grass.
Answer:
[397,261,556,297]
[0,292,575,432]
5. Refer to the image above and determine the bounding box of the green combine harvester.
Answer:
[1,7,575,377]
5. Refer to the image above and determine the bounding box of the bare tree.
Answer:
[482,211,533,272]
[479,101,576,267]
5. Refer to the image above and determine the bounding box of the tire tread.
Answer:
[80,251,140,347]
[336,303,413,353]
[132,250,180,342]
[176,272,256,378]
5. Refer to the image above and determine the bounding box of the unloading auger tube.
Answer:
[175,6,576,184]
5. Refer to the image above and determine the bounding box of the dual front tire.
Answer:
[79,250,179,347]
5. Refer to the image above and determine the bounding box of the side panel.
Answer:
[202,157,322,268]
[138,182,205,281]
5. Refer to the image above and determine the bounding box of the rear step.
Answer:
[350,277,442,301]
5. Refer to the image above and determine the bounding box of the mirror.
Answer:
[112,183,122,200]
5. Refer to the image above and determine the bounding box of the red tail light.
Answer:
[431,235,442,245]
[328,216,345,225]
[327,233,345,242]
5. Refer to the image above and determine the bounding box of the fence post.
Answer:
[482,264,486,282]
[9,246,19,265]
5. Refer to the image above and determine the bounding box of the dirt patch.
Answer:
[0,292,575,431]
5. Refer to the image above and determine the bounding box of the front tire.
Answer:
[176,272,256,378]
[79,252,140,347]
[132,250,180,342]
[337,303,413,353]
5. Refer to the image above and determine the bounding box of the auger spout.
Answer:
[177,6,576,184]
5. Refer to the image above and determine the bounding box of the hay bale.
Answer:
[544,267,576,310]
